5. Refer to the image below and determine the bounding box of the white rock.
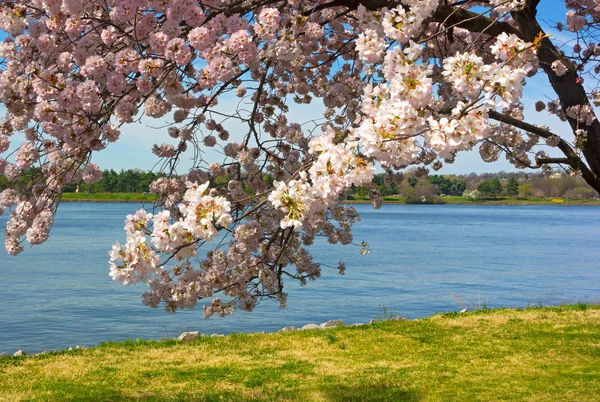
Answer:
[13,350,24,357]
[210,334,224,337]
[350,323,364,327]
[319,320,345,329]
[300,324,320,330]
[177,331,201,342]
[460,308,468,313]
[279,326,297,332]
[68,347,73,351]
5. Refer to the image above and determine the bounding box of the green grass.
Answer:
[2,305,600,401]
[61,192,157,202]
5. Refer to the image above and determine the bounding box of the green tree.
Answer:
[427,175,467,196]
[105,170,119,193]
[0,175,8,191]
[506,177,519,197]
[478,178,503,198]
[372,174,398,196]
[518,183,533,199]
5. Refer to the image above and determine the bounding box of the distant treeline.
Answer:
[1,168,598,202]
[456,171,598,199]
[0,169,162,194]
[67,169,162,193]
[347,170,599,202]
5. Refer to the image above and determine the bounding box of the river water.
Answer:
[1,203,599,353]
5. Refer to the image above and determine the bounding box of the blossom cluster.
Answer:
[109,181,232,289]
[354,32,536,168]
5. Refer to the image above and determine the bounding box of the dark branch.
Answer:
[536,157,572,165]
[308,1,521,37]
[488,110,600,192]
[431,5,520,37]
[488,110,557,139]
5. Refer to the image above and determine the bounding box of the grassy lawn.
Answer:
[2,305,599,401]
[61,192,157,202]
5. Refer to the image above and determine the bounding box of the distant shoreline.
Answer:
[61,193,156,203]
[60,193,600,206]
[344,200,600,206]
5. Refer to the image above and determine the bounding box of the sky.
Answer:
[0,1,580,175]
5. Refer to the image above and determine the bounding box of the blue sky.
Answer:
[0,1,579,175]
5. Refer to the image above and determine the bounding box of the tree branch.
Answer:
[308,1,521,37]
[488,110,557,139]
[431,5,521,37]
[535,157,572,165]
[488,110,600,192]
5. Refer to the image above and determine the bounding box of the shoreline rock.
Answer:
[319,319,345,329]
[3,316,402,356]
[177,332,201,342]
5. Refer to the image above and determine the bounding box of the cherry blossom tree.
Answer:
[0,0,599,316]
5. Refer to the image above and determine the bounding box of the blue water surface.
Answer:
[1,203,599,353]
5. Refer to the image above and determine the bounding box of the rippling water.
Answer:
[1,203,599,353]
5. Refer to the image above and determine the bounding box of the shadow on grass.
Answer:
[317,382,419,402]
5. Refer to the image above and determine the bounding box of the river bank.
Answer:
[61,192,156,203]
[2,304,598,401]
[61,192,600,205]
[350,195,600,205]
